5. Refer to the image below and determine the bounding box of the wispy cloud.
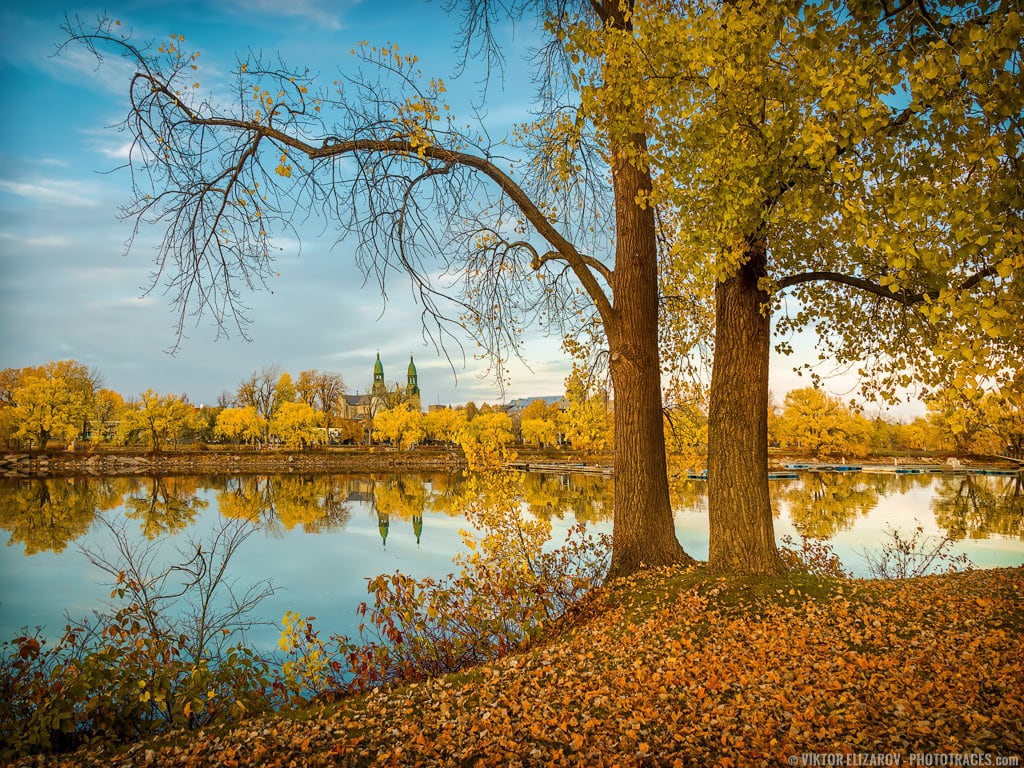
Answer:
[0,178,106,207]
[225,0,349,31]
[0,231,75,249]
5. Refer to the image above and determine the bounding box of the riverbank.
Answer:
[2,446,1018,480]
[14,565,1023,767]
[0,447,471,479]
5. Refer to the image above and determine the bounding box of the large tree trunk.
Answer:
[605,139,694,579]
[707,240,784,574]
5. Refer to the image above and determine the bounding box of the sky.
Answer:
[0,0,923,417]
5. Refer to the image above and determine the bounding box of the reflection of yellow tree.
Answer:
[422,473,472,518]
[0,478,101,554]
[217,475,351,533]
[217,477,276,525]
[777,474,880,539]
[668,476,707,514]
[123,476,208,539]
[274,475,351,532]
[932,475,1024,540]
[521,472,614,524]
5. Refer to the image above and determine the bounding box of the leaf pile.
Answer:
[18,566,1023,768]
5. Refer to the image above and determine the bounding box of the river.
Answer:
[1,468,1021,651]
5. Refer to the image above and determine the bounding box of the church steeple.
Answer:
[407,355,419,397]
[372,352,386,396]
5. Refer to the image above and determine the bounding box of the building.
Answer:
[341,353,422,422]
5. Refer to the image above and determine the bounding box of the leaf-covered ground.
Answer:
[17,567,1023,767]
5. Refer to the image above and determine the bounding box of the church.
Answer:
[342,353,421,421]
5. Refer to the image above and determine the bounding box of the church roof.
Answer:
[374,353,384,375]
[408,355,417,375]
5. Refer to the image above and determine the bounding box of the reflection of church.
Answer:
[342,353,421,420]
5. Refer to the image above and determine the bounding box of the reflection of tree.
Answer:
[932,474,1024,540]
[421,473,471,518]
[274,475,350,532]
[521,473,614,524]
[218,476,277,529]
[0,478,101,554]
[668,476,708,515]
[123,476,208,539]
[216,475,351,534]
[777,473,880,539]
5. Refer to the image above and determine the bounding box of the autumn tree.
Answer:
[458,411,516,469]
[521,413,559,448]
[775,388,872,458]
[92,388,126,443]
[519,398,562,448]
[215,406,267,446]
[269,400,321,448]
[373,402,426,450]
[11,361,98,447]
[559,372,612,454]
[116,390,205,450]
[579,0,1024,571]
[296,369,347,432]
[236,366,282,422]
[273,372,296,414]
[422,406,466,446]
[61,0,699,577]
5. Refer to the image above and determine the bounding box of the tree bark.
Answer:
[605,140,694,579]
[707,240,784,574]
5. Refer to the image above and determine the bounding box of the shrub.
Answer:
[779,534,849,578]
[0,518,281,760]
[860,523,974,580]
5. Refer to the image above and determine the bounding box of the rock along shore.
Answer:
[0,448,469,479]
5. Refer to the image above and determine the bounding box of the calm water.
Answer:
[1,469,1022,651]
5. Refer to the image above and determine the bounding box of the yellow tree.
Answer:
[372,402,425,450]
[13,368,93,447]
[296,369,347,431]
[269,400,321,448]
[458,411,516,470]
[568,0,1024,571]
[422,406,467,446]
[559,373,612,454]
[519,398,561,448]
[117,390,205,450]
[215,406,267,446]
[775,387,872,458]
[92,388,126,444]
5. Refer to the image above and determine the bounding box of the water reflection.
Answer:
[776,473,881,538]
[1,471,1023,557]
[217,475,352,535]
[123,476,209,538]
[932,473,1024,540]
[0,477,122,554]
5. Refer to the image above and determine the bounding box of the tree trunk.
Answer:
[707,240,784,574]
[606,140,694,579]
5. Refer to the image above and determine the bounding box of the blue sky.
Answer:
[0,0,917,415]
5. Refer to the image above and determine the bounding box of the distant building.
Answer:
[506,395,566,412]
[341,353,422,422]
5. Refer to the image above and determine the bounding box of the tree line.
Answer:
[3,358,1018,458]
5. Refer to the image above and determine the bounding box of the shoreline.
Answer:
[1,447,1019,480]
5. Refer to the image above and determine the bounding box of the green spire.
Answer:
[372,352,385,396]
[407,355,420,397]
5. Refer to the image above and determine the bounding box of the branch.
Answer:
[776,264,999,304]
